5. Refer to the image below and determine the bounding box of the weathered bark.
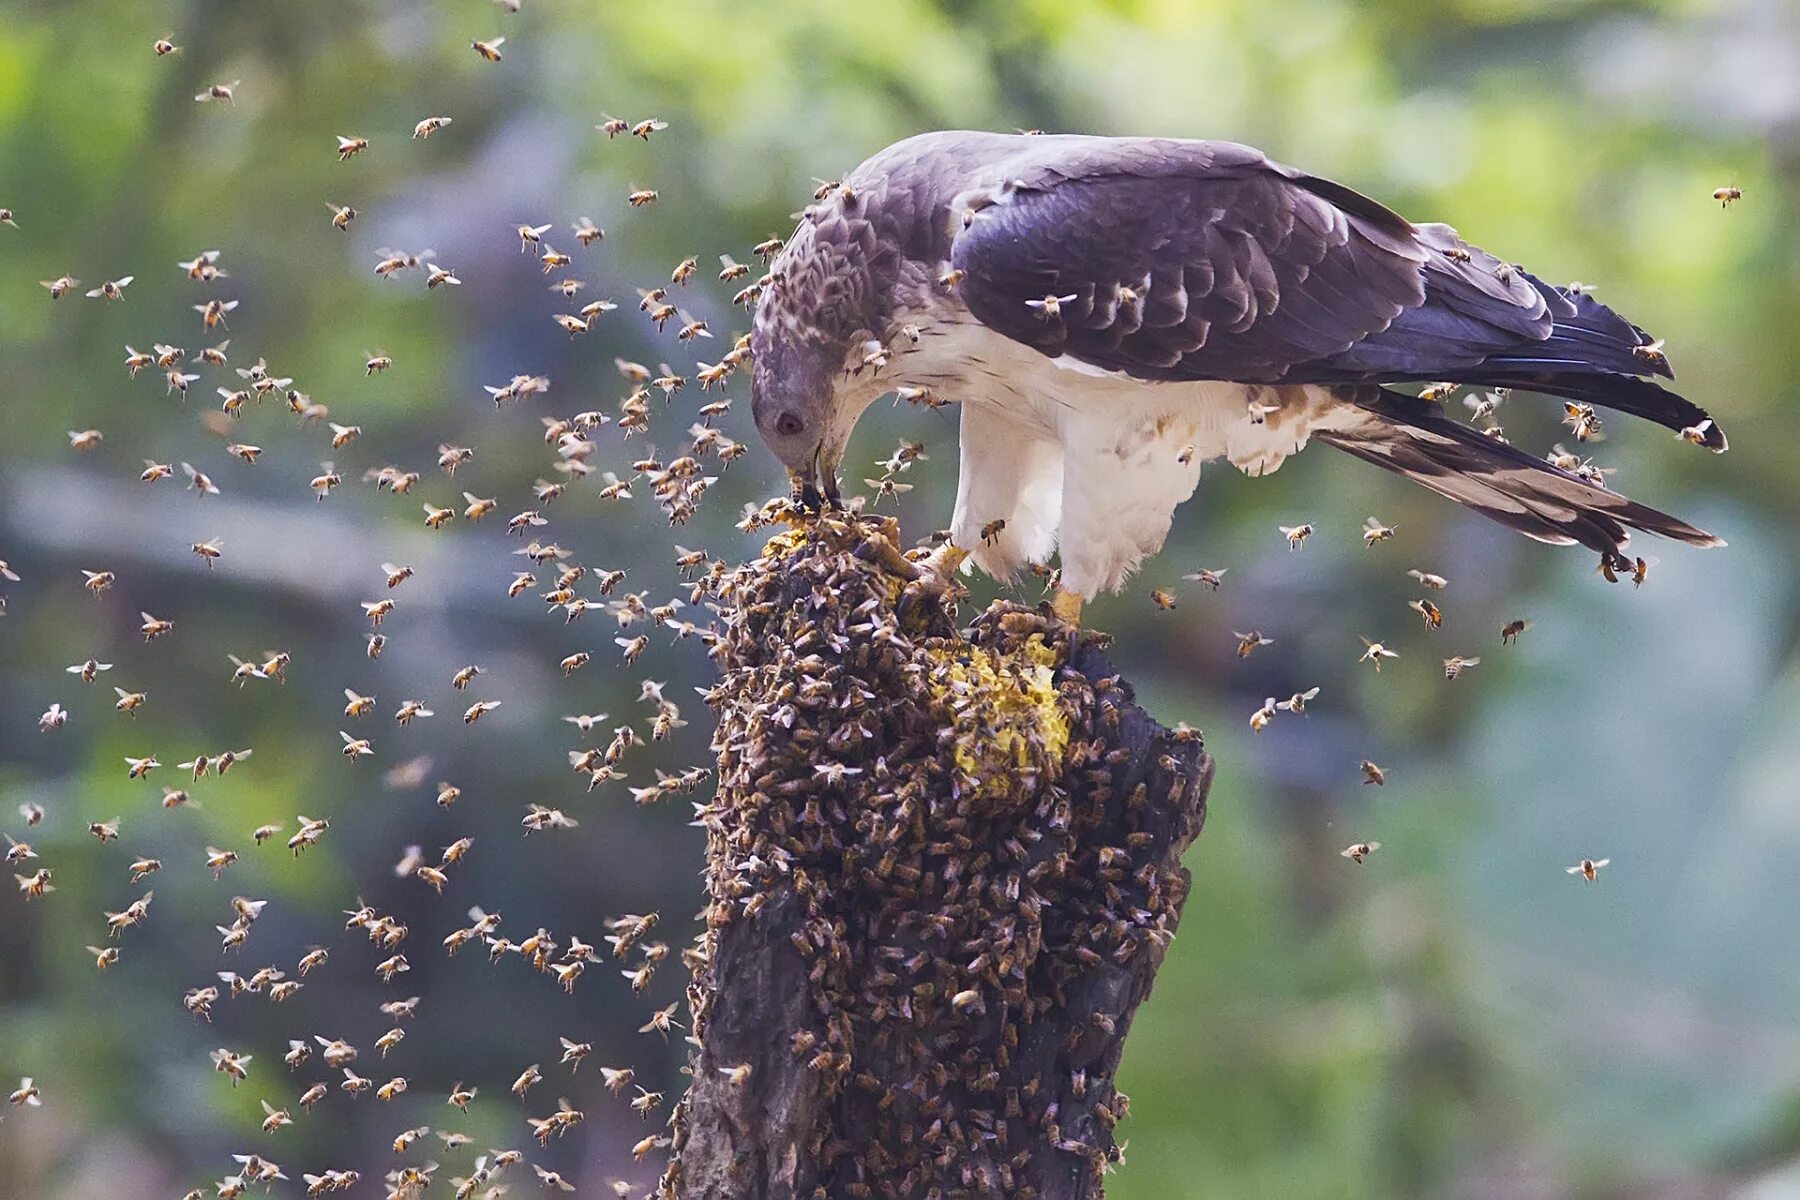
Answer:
[665,509,1212,1200]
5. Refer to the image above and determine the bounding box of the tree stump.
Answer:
[665,507,1213,1200]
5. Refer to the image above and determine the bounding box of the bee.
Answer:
[339,731,374,759]
[376,1028,407,1058]
[113,687,147,716]
[68,658,113,682]
[124,754,160,779]
[1233,630,1273,659]
[1442,655,1481,680]
[1279,523,1314,550]
[412,115,452,139]
[199,339,231,366]
[205,846,239,879]
[0,209,12,227]
[1248,697,1277,733]
[334,134,369,161]
[1562,402,1602,442]
[4,835,35,864]
[511,1063,542,1098]
[633,117,669,140]
[1277,686,1320,714]
[452,665,484,690]
[615,635,648,664]
[638,1002,681,1039]
[567,216,604,247]
[1407,569,1448,591]
[459,492,496,521]
[1361,517,1396,546]
[1149,588,1177,611]
[195,80,240,104]
[1500,618,1530,645]
[191,538,224,567]
[1631,556,1654,587]
[251,823,283,846]
[1358,638,1399,671]
[194,298,238,329]
[521,804,578,833]
[471,36,506,60]
[1340,841,1381,864]
[1359,759,1386,786]
[210,1047,252,1086]
[375,955,409,984]
[1181,567,1227,592]
[296,1084,328,1113]
[1567,857,1610,882]
[85,275,135,301]
[596,115,629,137]
[1408,598,1443,630]
[165,368,200,396]
[41,275,78,298]
[326,202,356,231]
[1713,185,1741,208]
[259,1100,292,1134]
[15,869,53,898]
[394,700,433,726]
[226,442,261,464]
[344,689,376,718]
[425,263,461,288]
[1632,337,1669,372]
[339,1068,372,1096]
[36,703,65,732]
[463,700,502,724]
[627,188,659,207]
[375,1076,408,1101]
[423,503,454,529]
[10,1077,42,1106]
[68,428,103,450]
[1025,292,1077,319]
[86,944,120,970]
[552,313,590,335]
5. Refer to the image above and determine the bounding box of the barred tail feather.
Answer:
[1316,389,1725,558]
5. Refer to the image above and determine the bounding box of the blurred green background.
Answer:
[1,0,1796,1197]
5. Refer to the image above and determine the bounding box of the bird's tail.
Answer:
[1315,388,1724,560]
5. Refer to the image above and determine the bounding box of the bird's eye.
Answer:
[775,412,805,437]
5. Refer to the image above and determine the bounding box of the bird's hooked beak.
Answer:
[787,440,843,511]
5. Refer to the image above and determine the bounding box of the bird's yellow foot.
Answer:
[1049,586,1084,626]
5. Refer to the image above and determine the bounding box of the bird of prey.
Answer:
[750,131,1725,622]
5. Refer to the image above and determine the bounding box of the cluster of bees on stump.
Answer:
[666,508,1205,1197]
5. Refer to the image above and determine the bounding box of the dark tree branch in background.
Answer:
[665,509,1213,1200]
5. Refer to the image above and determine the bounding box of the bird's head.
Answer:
[749,205,902,508]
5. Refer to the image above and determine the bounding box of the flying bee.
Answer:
[69,428,104,450]
[194,298,238,329]
[375,1076,408,1100]
[85,275,135,301]
[200,339,231,366]
[461,492,497,521]
[343,689,376,718]
[191,538,224,567]
[339,1068,372,1095]
[1714,185,1741,208]
[462,700,502,724]
[10,1078,42,1106]
[1562,402,1602,442]
[627,188,658,207]
[4,835,34,863]
[1633,338,1669,371]
[114,687,147,715]
[42,275,78,298]
[86,944,120,970]
[1361,517,1396,547]
[1025,292,1077,320]
[633,117,668,139]
[1248,697,1277,733]
[165,369,199,396]
[425,263,461,288]
[1182,567,1227,592]
[552,313,590,335]
[422,503,454,529]
[334,134,368,161]
[1567,857,1611,882]
[1277,687,1320,714]
[205,846,239,879]
[1359,638,1399,671]
[638,1002,681,1040]
[1442,655,1481,680]
[1149,588,1177,611]
[196,80,240,103]
[1409,598,1443,630]
[615,635,648,664]
[1359,759,1386,786]
[37,704,66,732]
[412,115,452,139]
[1234,630,1272,659]
[1463,391,1505,422]
[125,754,160,780]
[471,36,505,60]
[69,657,113,681]
[451,665,483,690]
[339,731,374,759]
[1280,523,1314,550]
[1340,841,1380,863]
[1407,569,1448,591]
[210,1047,252,1085]
[596,115,628,137]
[15,869,53,898]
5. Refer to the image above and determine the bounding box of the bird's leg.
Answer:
[1049,585,1083,626]
[896,541,969,623]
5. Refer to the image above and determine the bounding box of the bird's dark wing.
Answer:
[948,138,1724,447]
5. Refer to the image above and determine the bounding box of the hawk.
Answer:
[750,131,1725,621]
